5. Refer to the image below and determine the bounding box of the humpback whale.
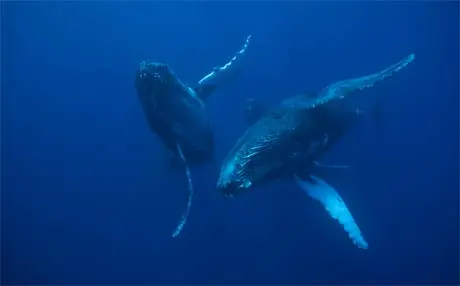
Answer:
[217,53,415,249]
[135,35,252,237]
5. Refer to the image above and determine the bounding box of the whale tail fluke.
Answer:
[171,143,194,238]
[312,53,415,108]
[294,174,368,250]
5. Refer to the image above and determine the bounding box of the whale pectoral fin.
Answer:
[244,98,269,126]
[171,143,194,238]
[313,53,415,107]
[293,174,368,249]
[195,35,252,101]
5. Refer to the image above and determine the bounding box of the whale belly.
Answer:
[141,85,214,164]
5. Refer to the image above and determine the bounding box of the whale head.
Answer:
[134,61,180,99]
[217,155,254,197]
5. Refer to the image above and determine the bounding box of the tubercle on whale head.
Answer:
[217,178,253,198]
[217,159,253,198]
[137,61,172,80]
[134,61,179,95]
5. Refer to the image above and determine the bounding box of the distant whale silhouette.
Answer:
[135,35,252,237]
[218,53,415,249]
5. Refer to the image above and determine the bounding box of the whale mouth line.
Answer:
[217,178,253,198]
[137,61,173,88]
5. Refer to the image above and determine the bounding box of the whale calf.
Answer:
[217,53,415,249]
[135,35,252,237]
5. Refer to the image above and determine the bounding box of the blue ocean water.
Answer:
[2,2,459,285]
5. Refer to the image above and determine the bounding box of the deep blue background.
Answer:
[2,2,459,285]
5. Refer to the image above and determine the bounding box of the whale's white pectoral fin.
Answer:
[171,143,194,238]
[294,174,368,250]
[195,35,252,100]
[197,34,251,86]
[312,53,415,108]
